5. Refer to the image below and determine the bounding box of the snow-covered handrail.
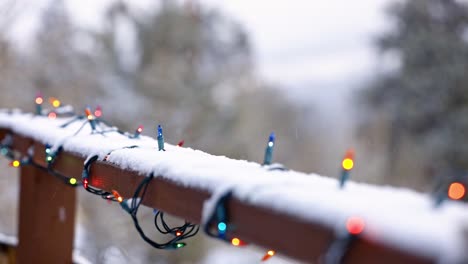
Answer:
[0,110,467,263]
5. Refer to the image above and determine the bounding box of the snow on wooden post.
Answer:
[13,134,76,264]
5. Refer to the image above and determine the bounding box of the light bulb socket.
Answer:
[339,170,350,188]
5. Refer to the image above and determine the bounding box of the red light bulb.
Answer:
[35,92,43,104]
[346,216,365,235]
[48,112,57,120]
[94,106,102,118]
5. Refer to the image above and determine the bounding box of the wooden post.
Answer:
[16,164,76,264]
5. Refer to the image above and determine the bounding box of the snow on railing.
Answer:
[0,109,467,263]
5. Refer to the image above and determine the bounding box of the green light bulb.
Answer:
[175,243,186,248]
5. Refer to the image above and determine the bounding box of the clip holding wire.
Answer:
[203,190,233,241]
[0,134,14,159]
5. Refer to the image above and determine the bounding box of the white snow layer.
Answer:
[0,111,467,263]
[0,232,17,246]
[0,231,92,264]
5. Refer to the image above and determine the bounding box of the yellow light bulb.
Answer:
[12,160,20,167]
[52,99,61,108]
[342,158,354,171]
[231,238,240,246]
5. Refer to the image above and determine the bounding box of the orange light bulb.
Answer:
[112,190,123,203]
[448,182,466,200]
[261,250,275,261]
[85,108,94,120]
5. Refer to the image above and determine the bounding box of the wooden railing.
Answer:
[0,125,438,264]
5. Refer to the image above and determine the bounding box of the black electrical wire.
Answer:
[154,211,199,239]
[60,115,85,128]
[126,174,199,249]
[0,136,77,186]
[61,114,128,138]
[44,145,79,187]
[82,155,118,201]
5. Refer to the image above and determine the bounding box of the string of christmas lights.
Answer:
[82,155,118,201]
[0,93,466,261]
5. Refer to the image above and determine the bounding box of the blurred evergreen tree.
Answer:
[361,0,468,181]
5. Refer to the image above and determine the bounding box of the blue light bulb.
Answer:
[158,125,163,137]
[268,132,275,143]
[0,147,8,156]
[218,222,227,232]
[157,124,165,151]
[263,132,275,165]
[45,144,51,154]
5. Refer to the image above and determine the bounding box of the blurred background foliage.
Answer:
[358,0,468,189]
[0,0,320,170]
[0,0,468,262]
